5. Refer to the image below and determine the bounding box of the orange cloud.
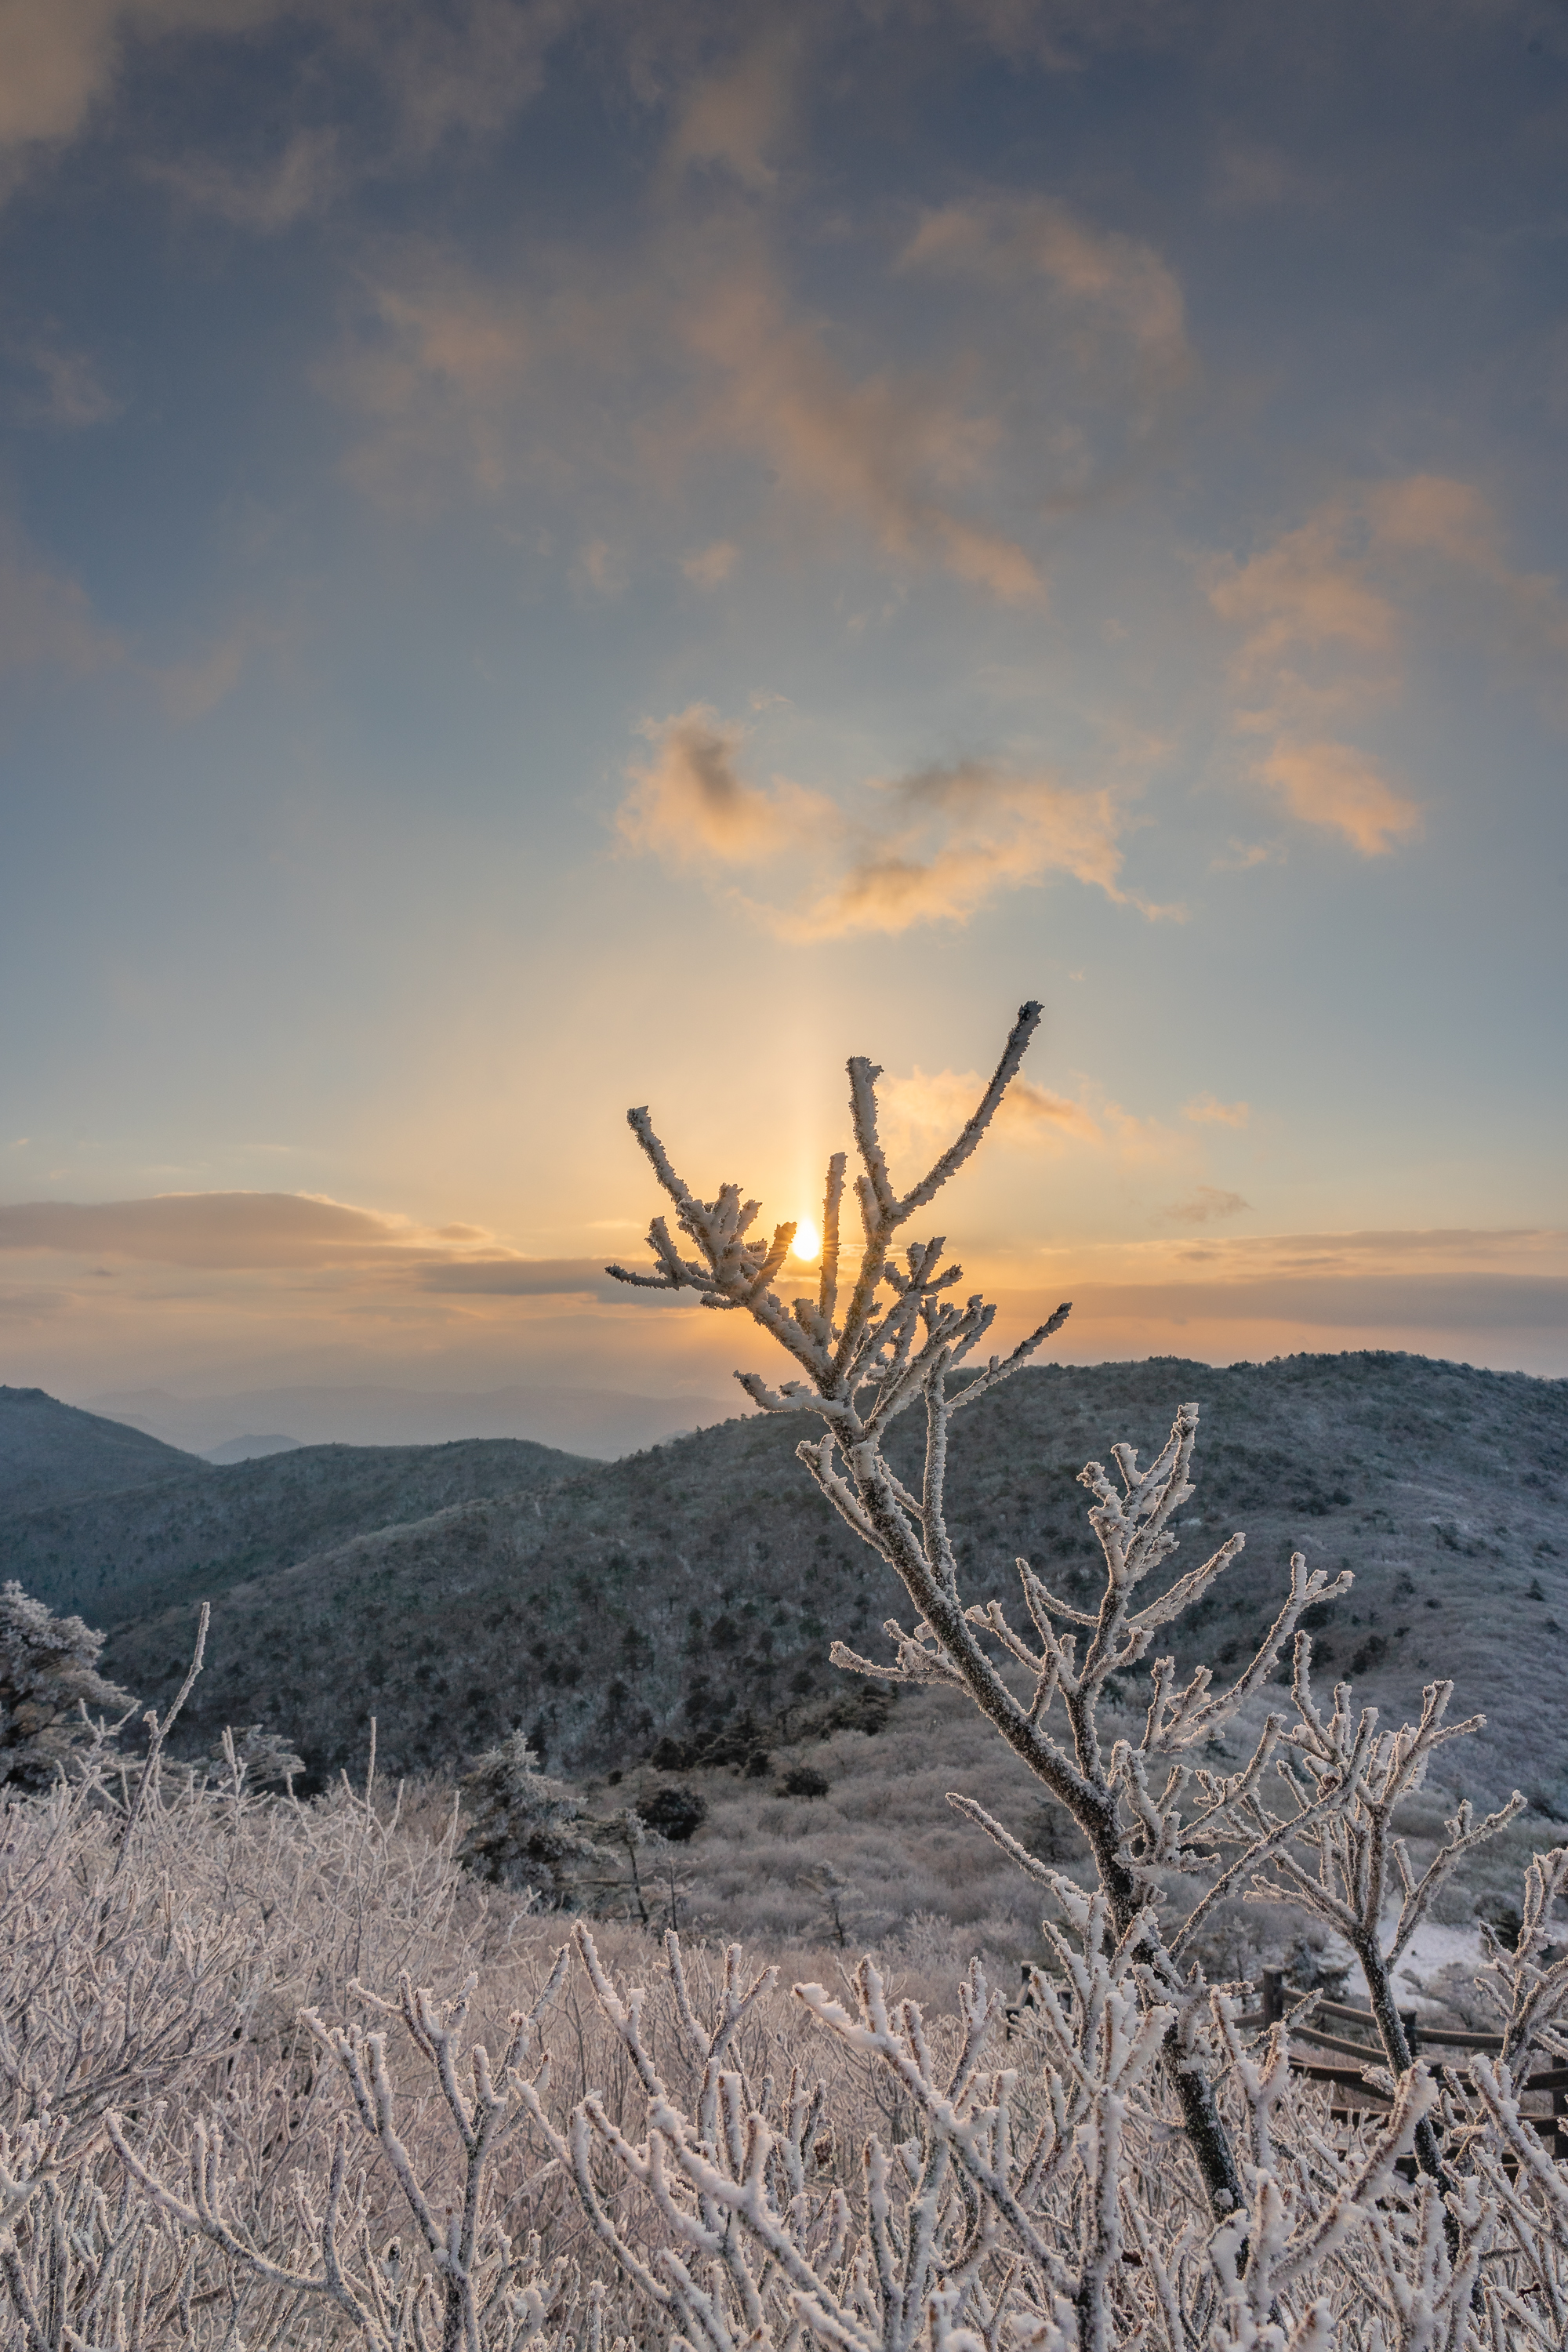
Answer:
[321,158,1196,608]
[617,705,838,871]
[1210,474,1568,855]
[879,1066,1103,1152]
[877,1069,1191,1180]
[1183,1094,1250,1127]
[0,1191,502,1270]
[0,2,564,198]
[1367,474,1568,699]
[676,246,1046,604]
[780,759,1162,939]
[1254,737,1422,858]
[619,721,1176,937]
[1208,508,1399,686]
[0,1189,662,1303]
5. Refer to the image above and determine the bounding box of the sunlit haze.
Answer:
[1,1,1565,1449]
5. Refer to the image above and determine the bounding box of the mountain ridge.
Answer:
[0,1385,206,1513]
[88,1352,1568,1810]
[1,1432,593,1625]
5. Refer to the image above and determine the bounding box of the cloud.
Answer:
[0,1190,519,1271]
[1183,1094,1249,1127]
[1161,1186,1249,1225]
[1009,1227,1568,1358]
[150,125,341,230]
[1207,143,1323,216]
[879,1067,1103,1152]
[0,515,122,675]
[321,252,538,510]
[326,205,1154,601]
[347,0,568,160]
[782,758,1161,939]
[617,705,839,871]
[0,2,569,198]
[324,164,1190,603]
[664,23,800,190]
[674,238,1047,604]
[876,1068,1188,1175]
[0,1,300,180]
[155,613,277,720]
[617,717,1175,935]
[901,194,1189,391]
[418,1258,675,1301]
[5,332,119,426]
[1210,839,1280,873]
[572,537,630,597]
[681,539,738,588]
[1210,507,1400,691]
[1364,474,1568,703]
[1254,737,1423,858]
[1206,494,1408,851]
[1209,474,1568,852]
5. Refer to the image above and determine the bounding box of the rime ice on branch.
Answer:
[608,1004,1526,2225]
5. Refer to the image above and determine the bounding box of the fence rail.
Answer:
[1246,1969,1568,2154]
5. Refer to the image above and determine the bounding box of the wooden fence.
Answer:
[1253,1968,1568,2154]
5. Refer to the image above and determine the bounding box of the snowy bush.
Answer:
[2,1686,1568,2347]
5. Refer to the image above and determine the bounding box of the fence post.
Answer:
[1261,1968,1284,2027]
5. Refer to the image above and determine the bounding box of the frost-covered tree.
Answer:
[205,1721,307,1794]
[458,1730,604,1904]
[0,1578,135,1791]
[608,1002,1535,2225]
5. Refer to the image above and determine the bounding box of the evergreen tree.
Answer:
[457,1730,603,1904]
[0,1580,136,1791]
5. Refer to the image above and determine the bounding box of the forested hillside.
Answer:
[93,1352,1568,1808]
[1,1431,591,1621]
[0,1385,203,1511]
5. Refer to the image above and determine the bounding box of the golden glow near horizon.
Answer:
[1,9,1566,1415]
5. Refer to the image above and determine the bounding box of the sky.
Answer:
[1,0,1566,1447]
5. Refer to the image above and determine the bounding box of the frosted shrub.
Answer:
[6,1722,1568,2347]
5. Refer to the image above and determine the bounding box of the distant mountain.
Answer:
[82,1381,733,1460]
[0,1385,205,1512]
[1,1434,593,1627]
[95,1355,1568,1812]
[202,1435,303,1465]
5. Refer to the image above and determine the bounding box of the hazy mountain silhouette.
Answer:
[202,1434,305,1464]
[84,1381,733,1460]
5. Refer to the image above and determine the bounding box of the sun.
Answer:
[791,1215,822,1262]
